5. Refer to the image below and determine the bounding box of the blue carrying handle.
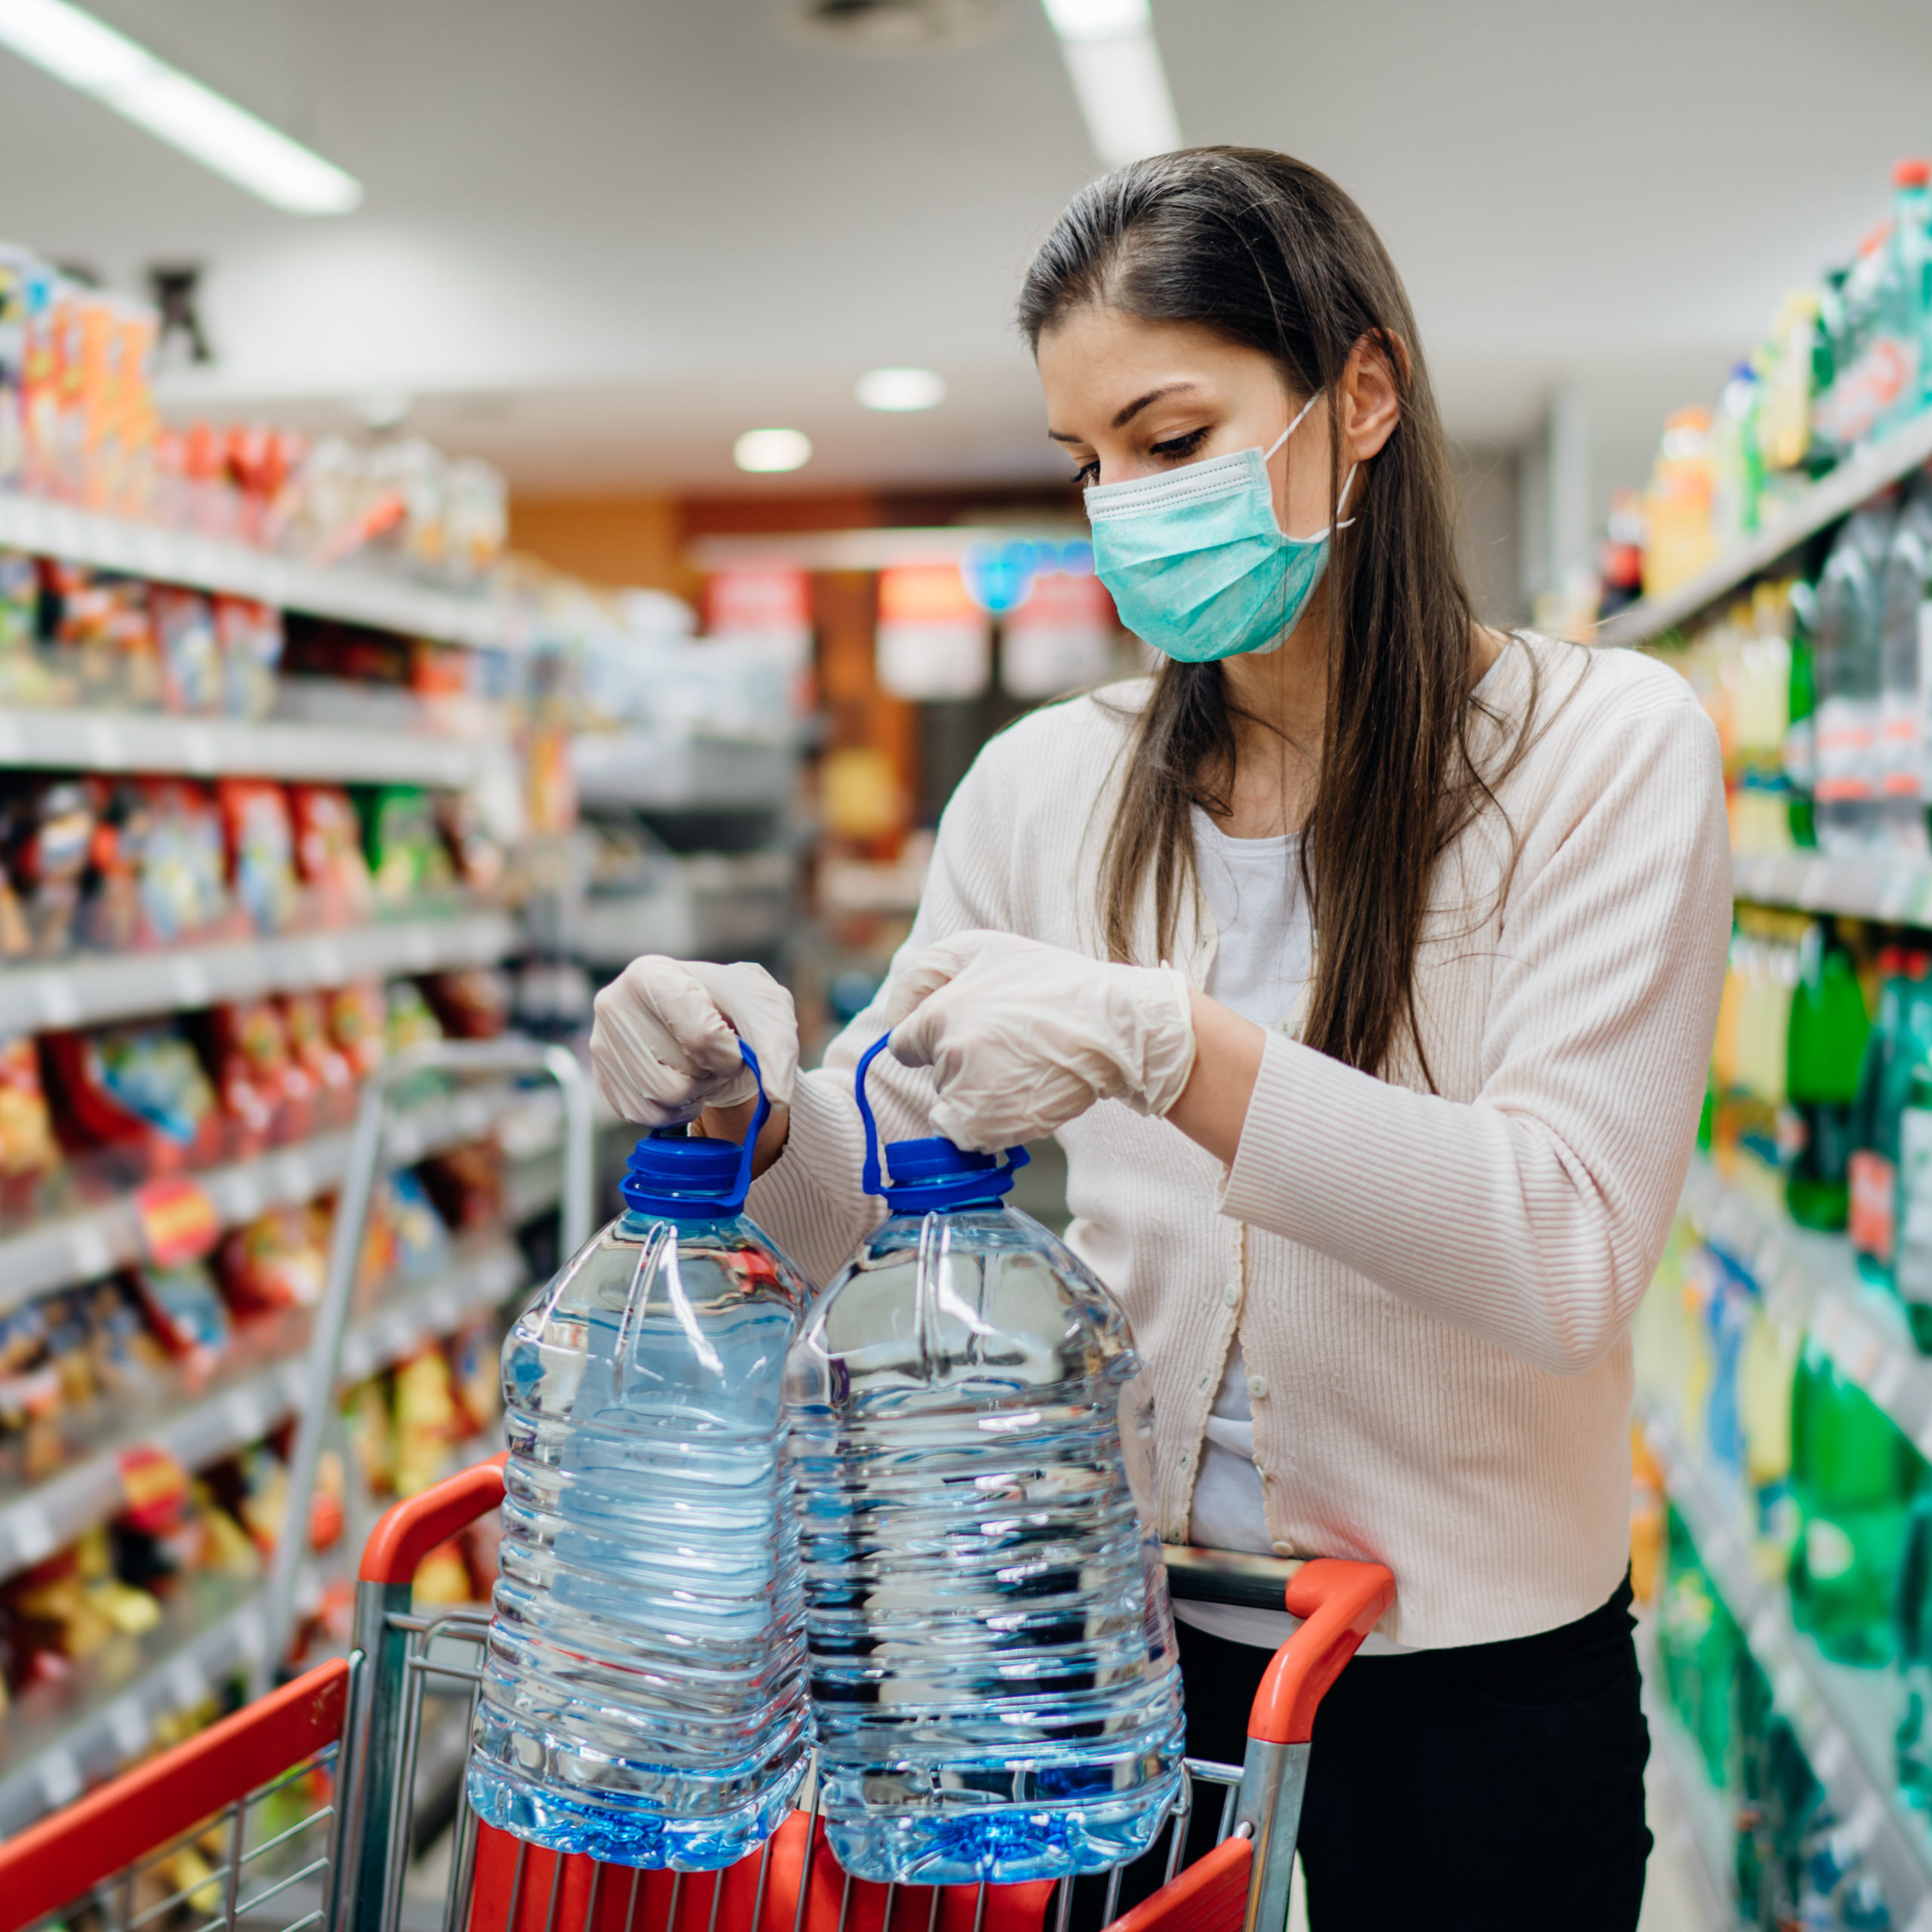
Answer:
[729,1038,771,1211]
[855,1030,1028,1208]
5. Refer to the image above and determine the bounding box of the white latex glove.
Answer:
[882,930,1196,1151]
[590,956,798,1127]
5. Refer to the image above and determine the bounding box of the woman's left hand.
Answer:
[881,930,1198,1150]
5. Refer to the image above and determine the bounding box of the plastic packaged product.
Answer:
[219,1204,328,1317]
[386,1168,452,1279]
[217,780,298,935]
[1710,361,1763,548]
[137,780,232,943]
[786,1037,1186,1887]
[1878,476,1932,851]
[327,981,388,1078]
[419,1142,501,1232]
[392,1346,460,1498]
[468,1046,812,1870]
[134,1260,231,1380]
[1785,921,1869,1229]
[422,967,512,1039]
[384,978,445,1054]
[281,992,355,1124]
[46,1021,221,1170]
[213,596,282,721]
[206,998,303,1150]
[0,1032,58,1189]
[1789,1339,1924,1665]
[76,779,152,952]
[361,785,455,906]
[1815,500,1900,855]
[288,785,375,925]
[5,777,94,957]
[1849,949,1932,1279]
[152,588,223,716]
[1641,407,1718,599]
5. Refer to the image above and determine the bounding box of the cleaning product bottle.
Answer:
[1894,1052,1932,1349]
[1850,948,1932,1282]
[1786,577,1820,849]
[1712,361,1764,547]
[1788,1338,1924,1666]
[1880,475,1932,851]
[468,1046,814,1869]
[1785,920,1869,1230]
[786,1035,1186,1887]
[1875,159,1932,441]
[1814,500,1900,855]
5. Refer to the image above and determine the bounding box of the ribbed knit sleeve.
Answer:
[746,716,1035,1281]
[1219,664,1730,1375]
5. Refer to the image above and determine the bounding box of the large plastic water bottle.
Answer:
[468,1047,813,1869]
[786,1035,1185,1887]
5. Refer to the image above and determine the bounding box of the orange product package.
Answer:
[327,981,388,1079]
[281,992,355,1128]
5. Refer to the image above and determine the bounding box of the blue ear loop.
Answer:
[620,1039,771,1220]
[854,1032,1029,1214]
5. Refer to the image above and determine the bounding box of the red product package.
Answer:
[219,1204,328,1318]
[216,780,298,935]
[41,1021,223,1174]
[289,786,374,926]
[204,998,306,1152]
[421,967,511,1039]
[281,992,355,1128]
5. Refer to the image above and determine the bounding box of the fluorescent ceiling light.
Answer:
[0,0,362,214]
[1040,0,1179,168]
[734,428,814,473]
[857,367,947,412]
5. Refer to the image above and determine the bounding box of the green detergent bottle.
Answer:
[1849,949,1932,1282]
[1789,1338,1924,1666]
[1786,921,1869,1230]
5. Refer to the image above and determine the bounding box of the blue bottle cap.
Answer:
[620,1040,769,1220]
[855,1032,1029,1214]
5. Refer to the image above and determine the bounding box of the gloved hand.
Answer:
[590,957,799,1127]
[882,930,1196,1151]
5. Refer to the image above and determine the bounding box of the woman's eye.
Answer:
[1071,457,1100,486]
[1149,427,1210,462]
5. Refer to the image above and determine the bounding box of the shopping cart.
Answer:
[0,1456,1392,1932]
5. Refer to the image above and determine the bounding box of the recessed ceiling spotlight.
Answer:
[0,0,362,213]
[783,0,1008,55]
[857,367,947,412]
[734,428,814,473]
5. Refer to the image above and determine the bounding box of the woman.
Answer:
[591,147,1729,1930]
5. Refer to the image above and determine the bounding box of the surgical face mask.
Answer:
[1083,390,1356,664]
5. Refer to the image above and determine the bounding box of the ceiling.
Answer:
[1,0,1929,509]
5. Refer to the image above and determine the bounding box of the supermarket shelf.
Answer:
[0,1579,270,1838]
[571,729,796,812]
[1635,1629,1740,1931]
[0,909,516,1032]
[0,1232,529,1589]
[0,1078,552,1317]
[1731,851,1932,926]
[1598,411,1932,651]
[1679,1158,1932,1464]
[0,707,501,788]
[1641,1407,1932,1925]
[0,493,526,652]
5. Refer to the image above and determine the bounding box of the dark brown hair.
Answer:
[1017,146,1531,1083]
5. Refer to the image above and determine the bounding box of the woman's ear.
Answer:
[1340,331,1404,463]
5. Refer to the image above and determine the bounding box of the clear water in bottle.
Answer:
[467,1049,813,1869]
[785,1036,1185,1887]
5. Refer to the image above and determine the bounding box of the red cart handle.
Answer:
[360,1451,509,1585]
[1247,1557,1396,1746]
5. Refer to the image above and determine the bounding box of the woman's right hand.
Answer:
[589,956,799,1128]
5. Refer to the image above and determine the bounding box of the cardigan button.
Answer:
[1272,1540,1294,1557]
[1247,1375,1269,1400]
[1222,1282,1241,1308]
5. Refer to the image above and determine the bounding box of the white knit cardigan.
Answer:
[749,632,1730,1647]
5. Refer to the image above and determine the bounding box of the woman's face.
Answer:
[1036,306,1338,536]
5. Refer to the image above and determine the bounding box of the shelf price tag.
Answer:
[134,1177,220,1266]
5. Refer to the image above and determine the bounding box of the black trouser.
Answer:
[1171,1577,1652,1932]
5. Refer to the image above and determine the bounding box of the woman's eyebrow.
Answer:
[1046,381,1204,445]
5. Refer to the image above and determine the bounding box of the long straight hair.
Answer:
[1017,146,1532,1082]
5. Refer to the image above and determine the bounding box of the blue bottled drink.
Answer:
[786,1036,1185,1887]
[468,1048,813,1869]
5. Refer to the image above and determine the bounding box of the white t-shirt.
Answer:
[1177,810,1336,1650]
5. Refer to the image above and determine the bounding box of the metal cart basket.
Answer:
[0,1451,1392,1932]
